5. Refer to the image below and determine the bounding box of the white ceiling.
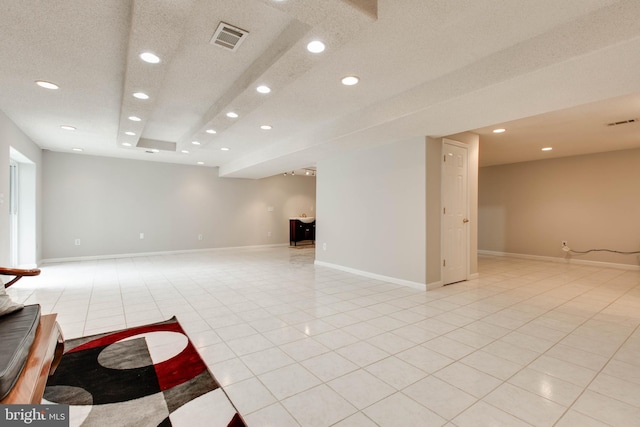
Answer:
[1,0,639,178]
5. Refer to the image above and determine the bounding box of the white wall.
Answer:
[42,151,315,260]
[479,147,640,267]
[0,111,42,266]
[315,138,426,286]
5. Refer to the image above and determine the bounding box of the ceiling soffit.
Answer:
[117,0,378,155]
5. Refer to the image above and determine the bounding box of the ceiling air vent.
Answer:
[606,118,637,127]
[211,22,248,52]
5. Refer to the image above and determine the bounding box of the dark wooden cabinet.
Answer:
[289,219,315,246]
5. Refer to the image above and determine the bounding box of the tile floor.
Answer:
[7,247,640,426]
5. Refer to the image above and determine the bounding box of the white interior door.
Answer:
[9,160,18,267]
[442,141,469,285]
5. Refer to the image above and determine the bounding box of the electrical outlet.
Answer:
[74,239,81,246]
[267,231,272,238]
[198,234,203,241]
[322,242,327,251]
[562,240,568,247]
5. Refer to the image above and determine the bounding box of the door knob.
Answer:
[463,218,469,223]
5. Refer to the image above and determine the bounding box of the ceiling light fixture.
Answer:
[206,129,217,134]
[181,150,189,154]
[72,148,83,152]
[133,92,149,100]
[226,112,239,118]
[307,40,325,53]
[542,147,553,151]
[260,125,272,130]
[191,141,201,145]
[197,161,204,165]
[256,85,271,94]
[125,131,136,136]
[151,149,160,153]
[220,147,230,151]
[341,76,359,86]
[493,128,506,134]
[122,142,132,147]
[139,52,161,64]
[35,80,59,90]
[128,116,142,122]
[60,125,76,131]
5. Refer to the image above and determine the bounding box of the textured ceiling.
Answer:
[0,0,639,178]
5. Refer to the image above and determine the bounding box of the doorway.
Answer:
[441,139,469,285]
[9,148,37,267]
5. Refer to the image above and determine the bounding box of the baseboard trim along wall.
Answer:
[478,250,640,271]
[40,243,290,265]
[314,260,427,291]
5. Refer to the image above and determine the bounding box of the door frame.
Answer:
[440,138,471,285]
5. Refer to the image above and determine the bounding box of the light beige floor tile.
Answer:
[223,377,276,415]
[452,401,533,427]
[258,363,321,400]
[301,351,358,382]
[328,369,395,410]
[365,356,428,390]
[403,376,477,420]
[588,373,640,408]
[243,403,300,427]
[434,362,502,398]
[528,355,597,387]
[572,390,640,426]
[363,393,446,427]
[331,412,378,427]
[282,385,357,427]
[423,336,477,359]
[555,410,611,427]
[484,383,566,427]
[508,368,583,406]
[336,341,390,367]
[396,345,455,373]
[461,350,523,380]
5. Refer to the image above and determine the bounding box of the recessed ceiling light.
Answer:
[492,128,506,134]
[128,116,142,122]
[125,131,136,136]
[260,125,272,130]
[197,161,204,165]
[35,80,59,90]
[181,150,189,154]
[72,148,83,152]
[341,76,360,86]
[256,85,271,94]
[226,112,239,118]
[139,52,161,64]
[60,125,76,131]
[307,40,325,53]
[133,92,149,100]
[122,142,132,147]
[220,147,230,151]
[151,149,160,153]
[206,129,217,134]
[191,141,201,145]
[542,147,553,151]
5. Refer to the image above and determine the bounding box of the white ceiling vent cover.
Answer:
[211,22,249,52]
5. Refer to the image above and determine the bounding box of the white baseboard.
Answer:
[40,243,290,265]
[478,250,640,271]
[426,280,443,290]
[314,260,426,291]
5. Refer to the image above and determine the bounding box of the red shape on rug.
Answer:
[68,320,208,390]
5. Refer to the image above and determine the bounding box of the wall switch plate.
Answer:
[322,243,327,251]
[267,231,272,237]
[139,233,144,240]
[198,234,203,241]
[267,206,274,212]
[74,239,81,246]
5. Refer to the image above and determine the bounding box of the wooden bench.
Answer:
[0,267,64,404]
